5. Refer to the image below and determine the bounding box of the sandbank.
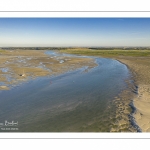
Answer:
[117,57,150,132]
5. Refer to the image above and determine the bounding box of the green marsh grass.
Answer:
[60,49,150,57]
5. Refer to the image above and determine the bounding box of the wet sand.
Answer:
[116,57,150,132]
[0,50,96,90]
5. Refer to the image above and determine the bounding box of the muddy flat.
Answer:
[0,50,96,90]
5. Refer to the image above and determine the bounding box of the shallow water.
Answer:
[45,50,86,58]
[1,68,9,73]
[0,51,131,132]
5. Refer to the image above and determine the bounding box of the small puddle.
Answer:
[0,68,9,73]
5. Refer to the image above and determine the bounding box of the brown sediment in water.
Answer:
[0,50,96,90]
[113,57,150,132]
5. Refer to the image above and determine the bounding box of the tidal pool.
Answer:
[0,52,131,132]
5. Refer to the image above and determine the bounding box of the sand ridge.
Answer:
[116,57,150,132]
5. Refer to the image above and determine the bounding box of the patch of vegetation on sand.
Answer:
[0,49,5,53]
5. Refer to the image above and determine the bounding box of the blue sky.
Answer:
[0,18,150,47]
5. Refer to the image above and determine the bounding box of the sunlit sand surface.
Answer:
[117,57,150,132]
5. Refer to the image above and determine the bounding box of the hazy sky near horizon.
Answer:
[0,18,150,47]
